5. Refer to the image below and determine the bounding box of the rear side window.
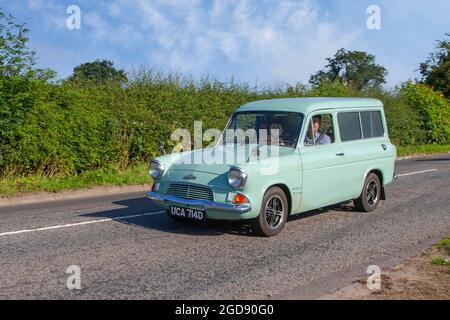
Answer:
[360,111,384,138]
[338,112,362,142]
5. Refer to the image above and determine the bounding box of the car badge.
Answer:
[183,174,196,180]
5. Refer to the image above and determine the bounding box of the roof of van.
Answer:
[237,97,383,114]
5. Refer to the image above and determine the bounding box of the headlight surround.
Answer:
[227,167,248,190]
[149,159,165,179]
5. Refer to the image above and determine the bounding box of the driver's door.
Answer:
[298,112,346,212]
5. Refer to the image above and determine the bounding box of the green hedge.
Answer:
[400,82,450,144]
[0,73,449,178]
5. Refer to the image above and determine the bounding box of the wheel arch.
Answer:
[264,183,293,215]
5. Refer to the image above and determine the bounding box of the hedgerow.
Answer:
[400,82,450,144]
[0,71,448,178]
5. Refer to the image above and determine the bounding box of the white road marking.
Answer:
[0,211,166,237]
[0,168,439,237]
[397,169,437,177]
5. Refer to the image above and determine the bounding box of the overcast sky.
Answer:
[2,0,449,87]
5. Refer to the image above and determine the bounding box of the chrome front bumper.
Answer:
[147,192,252,213]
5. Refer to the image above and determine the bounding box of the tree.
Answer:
[72,59,128,84]
[0,10,36,76]
[420,33,450,98]
[309,48,388,90]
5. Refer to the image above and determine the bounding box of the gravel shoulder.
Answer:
[319,237,450,300]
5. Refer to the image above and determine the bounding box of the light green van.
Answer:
[147,98,397,237]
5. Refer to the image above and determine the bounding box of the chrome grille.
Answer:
[167,184,214,202]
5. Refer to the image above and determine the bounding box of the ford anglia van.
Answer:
[147,98,397,237]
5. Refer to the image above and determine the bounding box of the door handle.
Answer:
[336,153,345,157]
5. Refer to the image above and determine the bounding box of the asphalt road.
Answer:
[0,154,449,299]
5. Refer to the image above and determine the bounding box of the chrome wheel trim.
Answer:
[264,195,284,230]
[366,179,378,206]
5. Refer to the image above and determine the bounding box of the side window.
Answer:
[338,112,362,142]
[235,113,257,131]
[360,111,384,138]
[304,113,334,146]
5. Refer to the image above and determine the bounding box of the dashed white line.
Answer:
[397,168,437,177]
[0,211,166,237]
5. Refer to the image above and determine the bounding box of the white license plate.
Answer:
[169,206,205,221]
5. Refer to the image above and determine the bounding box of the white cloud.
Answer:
[121,0,359,84]
[83,10,144,49]
[84,11,110,38]
[136,0,170,31]
[4,0,446,87]
[210,0,231,20]
[22,0,361,85]
[106,2,122,17]
[26,0,66,30]
[27,0,43,10]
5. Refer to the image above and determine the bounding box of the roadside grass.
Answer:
[431,257,449,266]
[436,236,450,255]
[396,144,450,157]
[0,144,449,197]
[0,163,150,197]
[439,237,450,274]
[431,236,450,267]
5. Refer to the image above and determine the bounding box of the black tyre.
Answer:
[252,186,288,237]
[354,173,381,212]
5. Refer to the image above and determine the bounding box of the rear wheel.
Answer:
[252,187,288,237]
[354,173,381,212]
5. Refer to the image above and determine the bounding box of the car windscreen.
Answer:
[222,111,304,148]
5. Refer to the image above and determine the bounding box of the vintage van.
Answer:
[147,98,397,236]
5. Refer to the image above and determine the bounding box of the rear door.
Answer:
[337,109,389,199]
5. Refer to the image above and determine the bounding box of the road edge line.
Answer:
[0,211,166,237]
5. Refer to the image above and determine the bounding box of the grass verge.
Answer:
[431,257,449,266]
[0,144,449,197]
[436,236,450,255]
[0,163,151,197]
[396,144,450,157]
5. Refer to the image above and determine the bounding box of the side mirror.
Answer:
[159,140,167,155]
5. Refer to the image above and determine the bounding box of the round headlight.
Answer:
[227,167,248,190]
[149,159,165,179]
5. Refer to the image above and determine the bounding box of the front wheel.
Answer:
[252,187,288,237]
[354,173,381,212]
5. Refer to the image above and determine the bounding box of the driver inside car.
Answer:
[304,115,331,145]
